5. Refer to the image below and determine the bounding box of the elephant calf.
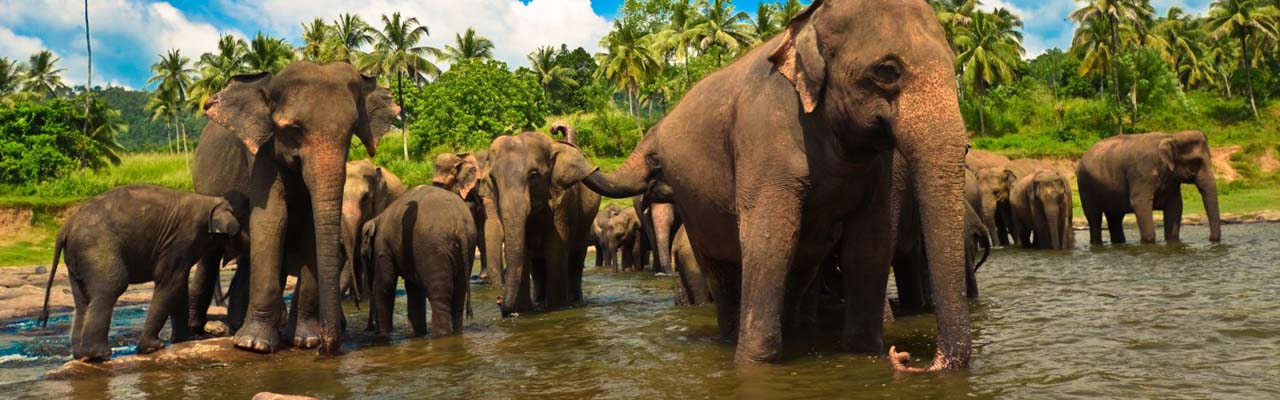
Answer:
[1011,170,1074,250]
[40,185,241,360]
[604,207,644,272]
[360,185,475,337]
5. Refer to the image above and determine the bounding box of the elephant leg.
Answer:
[892,247,928,314]
[1105,211,1127,244]
[530,256,548,305]
[225,253,250,332]
[697,255,741,344]
[841,177,896,354]
[568,244,587,304]
[406,282,428,336]
[1082,198,1104,245]
[371,256,396,336]
[292,262,323,348]
[188,251,221,334]
[1164,194,1183,242]
[782,232,830,338]
[68,275,87,357]
[1130,193,1158,243]
[426,281,456,337]
[140,267,187,354]
[235,171,288,353]
[620,242,635,272]
[733,195,802,364]
[76,268,126,361]
[542,231,571,308]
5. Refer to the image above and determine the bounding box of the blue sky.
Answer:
[0,0,1214,90]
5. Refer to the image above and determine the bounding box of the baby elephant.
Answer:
[40,185,241,360]
[360,185,475,337]
[1011,170,1074,250]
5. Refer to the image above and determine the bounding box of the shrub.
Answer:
[405,59,547,154]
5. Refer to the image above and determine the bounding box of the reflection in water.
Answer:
[0,224,1278,398]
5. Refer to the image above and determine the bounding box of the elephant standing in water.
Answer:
[433,152,488,281]
[340,160,405,303]
[488,132,601,316]
[636,196,680,274]
[581,0,972,370]
[202,61,398,353]
[1011,170,1074,250]
[604,207,644,271]
[40,185,241,360]
[1077,131,1221,244]
[965,151,1018,246]
[189,118,255,336]
[591,205,624,267]
[673,226,713,305]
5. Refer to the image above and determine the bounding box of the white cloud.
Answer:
[225,0,612,69]
[0,26,47,60]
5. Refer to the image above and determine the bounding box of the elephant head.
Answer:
[1161,130,1221,242]
[976,167,1016,241]
[340,159,405,303]
[488,132,596,316]
[204,61,398,353]
[433,153,482,199]
[207,198,243,240]
[605,208,641,270]
[1028,170,1072,250]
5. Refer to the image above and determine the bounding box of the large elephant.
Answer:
[1011,170,1074,250]
[487,132,601,315]
[432,152,487,281]
[202,61,398,354]
[672,226,713,305]
[1077,131,1221,244]
[188,119,255,336]
[340,160,405,303]
[579,0,971,370]
[360,185,475,338]
[39,185,241,360]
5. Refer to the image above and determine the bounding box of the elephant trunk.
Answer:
[550,121,577,146]
[482,196,505,285]
[497,190,530,317]
[302,145,349,355]
[1196,169,1221,242]
[582,132,655,198]
[1042,200,1063,250]
[889,61,971,372]
[980,193,1000,245]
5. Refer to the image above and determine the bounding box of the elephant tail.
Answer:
[39,233,67,328]
[465,275,474,320]
[974,231,991,272]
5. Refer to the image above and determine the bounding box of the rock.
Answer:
[44,337,267,379]
[34,266,47,274]
[253,393,319,400]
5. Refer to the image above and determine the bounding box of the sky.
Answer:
[0,0,1214,91]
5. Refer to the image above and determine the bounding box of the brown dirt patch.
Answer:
[1258,148,1280,173]
[1211,146,1241,183]
[0,207,33,237]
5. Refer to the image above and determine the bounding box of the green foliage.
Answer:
[546,46,602,114]
[1117,46,1189,123]
[551,107,651,158]
[406,59,547,152]
[0,97,126,186]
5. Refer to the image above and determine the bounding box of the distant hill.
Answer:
[94,86,205,152]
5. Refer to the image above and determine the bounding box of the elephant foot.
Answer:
[234,319,281,353]
[204,321,231,337]
[74,343,113,362]
[137,337,165,355]
[292,318,323,349]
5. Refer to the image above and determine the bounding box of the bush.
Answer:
[0,99,109,185]
[550,107,651,158]
[405,59,547,154]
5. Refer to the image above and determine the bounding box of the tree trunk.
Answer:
[398,72,409,160]
[180,114,190,171]
[1108,14,1123,135]
[1241,31,1259,119]
[82,0,91,143]
[977,88,986,136]
[165,119,173,154]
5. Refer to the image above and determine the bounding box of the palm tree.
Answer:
[333,13,374,63]
[689,0,755,65]
[190,35,248,113]
[776,0,805,23]
[22,51,68,98]
[650,0,699,88]
[597,18,661,117]
[954,9,1024,135]
[1071,0,1153,132]
[0,57,24,96]
[147,49,195,163]
[300,18,333,62]
[442,28,495,62]
[1204,43,1239,97]
[1152,7,1206,90]
[528,46,579,98]
[78,96,126,168]
[1203,0,1280,119]
[244,32,294,73]
[932,0,980,51]
[753,2,780,40]
[145,87,178,154]
[365,12,442,160]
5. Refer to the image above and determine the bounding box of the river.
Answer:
[1,223,1277,398]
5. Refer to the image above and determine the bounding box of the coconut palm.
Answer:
[689,0,755,65]
[1071,0,1153,132]
[528,46,579,98]
[1152,7,1208,90]
[147,49,195,161]
[22,51,68,98]
[244,32,294,73]
[932,0,980,51]
[753,2,780,40]
[954,9,1024,135]
[1203,0,1280,118]
[146,87,178,154]
[597,18,661,117]
[300,18,333,62]
[0,57,24,96]
[190,35,248,113]
[78,96,126,167]
[333,13,374,63]
[776,0,804,23]
[365,12,443,160]
[442,28,495,62]
[650,1,699,87]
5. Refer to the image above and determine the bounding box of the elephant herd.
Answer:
[34,0,1223,375]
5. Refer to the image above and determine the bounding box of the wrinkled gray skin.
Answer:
[40,185,240,360]
[360,185,475,337]
[1011,170,1074,250]
[488,132,601,316]
[1077,131,1221,244]
[635,196,680,273]
[973,167,1019,246]
[605,207,644,272]
[189,120,256,337]
[340,159,405,306]
[203,61,398,354]
[591,205,624,267]
[672,226,713,305]
[581,0,972,370]
[432,152,487,283]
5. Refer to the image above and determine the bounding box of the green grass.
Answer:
[0,152,193,207]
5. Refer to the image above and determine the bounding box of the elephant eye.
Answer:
[529,170,540,181]
[871,60,903,85]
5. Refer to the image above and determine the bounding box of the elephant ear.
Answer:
[204,72,274,155]
[432,153,462,188]
[769,0,826,113]
[455,153,480,200]
[1003,169,1017,186]
[550,141,598,189]
[1158,137,1178,173]
[356,76,400,157]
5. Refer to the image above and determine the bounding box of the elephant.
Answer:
[604,207,644,272]
[487,132,601,316]
[1011,169,1074,250]
[1006,158,1054,180]
[672,226,713,305]
[590,205,622,267]
[432,152,487,282]
[188,118,255,337]
[550,121,578,145]
[579,0,972,370]
[965,149,1011,173]
[202,61,398,354]
[974,166,1019,246]
[39,185,241,360]
[360,185,475,337]
[635,196,681,274]
[1077,131,1221,244]
[340,159,406,304]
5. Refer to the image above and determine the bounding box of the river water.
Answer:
[1,224,1277,399]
